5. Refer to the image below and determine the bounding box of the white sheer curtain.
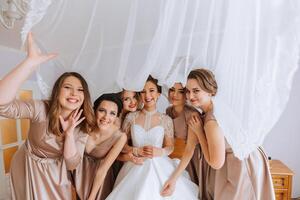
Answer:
[19,0,300,159]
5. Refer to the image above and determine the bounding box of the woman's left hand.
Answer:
[25,32,58,68]
[161,178,176,197]
[59,109,85,136]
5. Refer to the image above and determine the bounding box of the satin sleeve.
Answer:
[0,99,46,122]
[65,130,89,170]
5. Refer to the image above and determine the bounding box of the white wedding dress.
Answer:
[106,111,198,200]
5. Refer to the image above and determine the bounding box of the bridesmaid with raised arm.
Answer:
[72,93,127,200]
[0,33,96,200]
[162,68,275,200]
[166,82,200,184]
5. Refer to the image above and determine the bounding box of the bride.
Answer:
[106,76,198,200]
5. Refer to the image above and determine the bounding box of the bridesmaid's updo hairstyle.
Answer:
[146,75,162,93]
[187,68,218,96]
[93,93,123,117]
[48,72,96,136]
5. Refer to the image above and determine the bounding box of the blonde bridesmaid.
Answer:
[162,68,275,200]
[118,90,140,124]
[116,90,145,165]
[166,82,200,184]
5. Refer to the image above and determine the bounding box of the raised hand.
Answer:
[0,32,58,105]
[161,178,176,197]
[25,32,57,67]
[59,109,85,135]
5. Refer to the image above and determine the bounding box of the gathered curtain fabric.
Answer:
[17,0,300,159]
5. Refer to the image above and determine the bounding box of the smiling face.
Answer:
[140,81,160,109]
[122,90,138,112]
[186,78,212,109]
[96,100,118,129]
[168,83,186,107]
[58,76,84,113]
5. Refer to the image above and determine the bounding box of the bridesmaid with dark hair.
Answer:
[166,82,200,184]
[162,68,275,200]
[73,93,127,200]
[0,33,96,200]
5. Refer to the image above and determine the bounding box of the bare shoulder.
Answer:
[203,117,222,136]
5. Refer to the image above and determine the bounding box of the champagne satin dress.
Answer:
[73,130,123,200]
[199,111,275,200]
[166,105,201,184]
[0,99,88,200]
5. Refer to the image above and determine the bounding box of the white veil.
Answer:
[17,0,300,159]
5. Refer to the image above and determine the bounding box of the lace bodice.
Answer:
[122,110,174,148]
[131,125,165,147]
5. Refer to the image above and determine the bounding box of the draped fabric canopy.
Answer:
[2,0,300,159]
